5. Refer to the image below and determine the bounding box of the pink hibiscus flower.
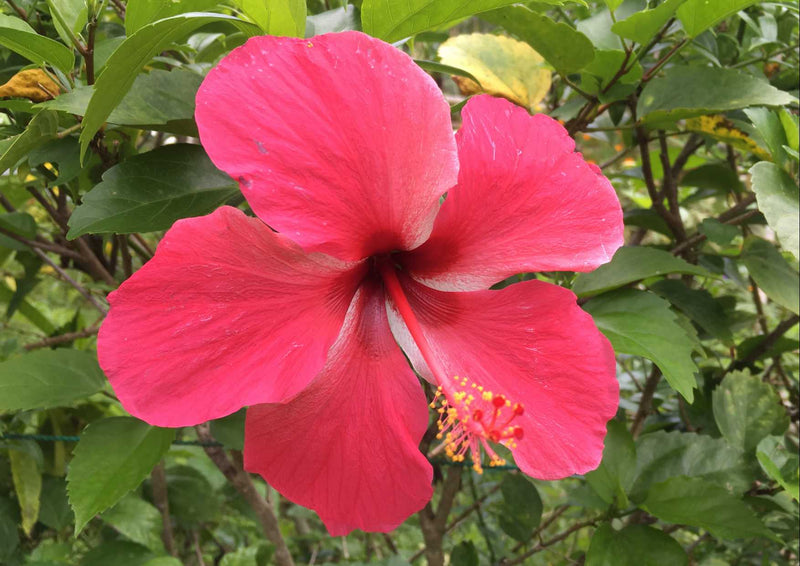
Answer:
[98,31,623,535]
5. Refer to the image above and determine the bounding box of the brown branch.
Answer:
[195,424,294,566]
[631,367,662,438]
[118,235,133,279]
[26,187,117,286]
[416,468,462,566]
[499,517,598,565]
[635,126,687,243]
[727,315,800,373]
[0,226,83,260]
[151,461,177,556]
[30,247,108,314]
[4,0,27,20]
[110,0,126,19]
[508,505,570,555]
[671,209,759,255]
[642,39,688,83]
[85,14,97,85]
[444,484,502,534]
[23,325,99,350]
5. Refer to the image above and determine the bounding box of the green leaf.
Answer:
[0,211,37,242]
[68,144,238,238]
[0,282,55,334]
[233,0,306,37]
[756,436,799,501]
[586,523,687,566]
[361,0,521,43]
[43,69,203,136]
[79,541,155,566]
[48,0,88,46]
[642,477,774,540]
[698,218,740,246]
[78,13,260,160]
[649,279,734,345]
[713,371,789,453]
[0,14,75,74]
[677,0,760,37]
[38,476,72,531]
[482,6,595,73]
[450,541,479,566]
[496,474,542,542]
[611,0,687,45]
[219,546,260,566]
[749,162,799,260]
[740,237,800,314]
[67,417,175,533]
[437,33,551,109]
[164,465,220,525]
[779,109,798,152]
[581,49,642,94]
[125,0,219,34]
[0,110,59,175]
[638,67,797,126]
[0,350,106,412]
[681,163,745,196]
[143,558,182,566]
[102,496,165,553]
[0,497,20,562]
[572,246,710,297]
[584,289,698,401]
[745,108,788,166]
[585,420,636,507]
[210,408,246,451]
[631,430,752,502]
[9,442,41,536]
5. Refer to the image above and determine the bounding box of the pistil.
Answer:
[378,259,524,473]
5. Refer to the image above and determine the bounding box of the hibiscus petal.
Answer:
[386,276,618,479]
[98,206,364,427]
[244,281,432,535]
[195,31,458,261]
[402,95,624,291]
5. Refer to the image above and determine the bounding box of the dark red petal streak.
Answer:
[244,281,432,535]
[387,276,618,478]
[196,32,458,261]
[403,95,624,290]
[98,206,364,427]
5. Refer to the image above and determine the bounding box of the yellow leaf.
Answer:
[437,33,551,110]
[0,69,61,102]
[685,115,770,161]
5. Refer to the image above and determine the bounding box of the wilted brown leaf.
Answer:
[437,33,551,110]
[0,69,61,102]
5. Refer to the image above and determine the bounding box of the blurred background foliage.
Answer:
[0,0,798,564]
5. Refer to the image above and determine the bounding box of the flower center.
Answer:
[430,377,524,473]
[376,258,525,473]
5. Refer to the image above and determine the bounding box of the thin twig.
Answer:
[415,468,462,566]
[631,366,662,438]
[499,518,598,565]
[727,316,800,374]
[195,424,295,566]
[24,325,99,350]
[151,461,177,556]
[0,226,83,260]
[4,0,27,20]
[30,247,108,314]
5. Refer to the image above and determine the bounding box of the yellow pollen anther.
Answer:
[430,376,525,474]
